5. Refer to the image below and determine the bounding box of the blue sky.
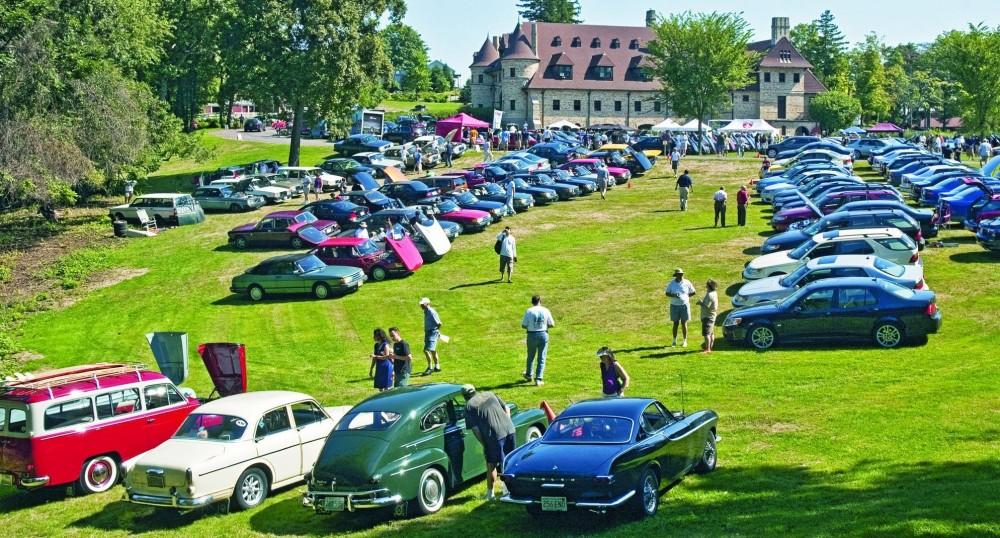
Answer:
[402,0,996,84]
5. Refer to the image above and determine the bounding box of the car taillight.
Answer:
[910,252,919,263]
[925,302,938,316]
[348,212,357,220]
[914,279,925,290]
[915,229,923,242]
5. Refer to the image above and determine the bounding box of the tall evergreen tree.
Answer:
[517,0,581,24]
[790,10,846,85]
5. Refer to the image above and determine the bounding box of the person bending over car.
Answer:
[462,384,516,501]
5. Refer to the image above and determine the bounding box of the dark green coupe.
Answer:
[303,383,548,517]
[229,253,365,301]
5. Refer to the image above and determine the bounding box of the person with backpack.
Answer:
[495,226,516,283]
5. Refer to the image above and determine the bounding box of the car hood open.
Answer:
[197,343,247,397]
[385,236,423,272]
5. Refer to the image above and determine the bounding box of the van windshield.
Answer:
[174,414,249,441]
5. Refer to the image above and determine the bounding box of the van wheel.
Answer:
[247,285,265,302]
[78,455,118,494]
[874,321,904,348]
[370,266,388,282]
[232,467,268,510]
[411,467,447,515]
[114,213,126,221]
[747,324,776,350]
[313,282,331,299]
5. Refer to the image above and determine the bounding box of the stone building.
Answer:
[469,13,825,135]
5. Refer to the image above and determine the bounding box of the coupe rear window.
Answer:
[298,226,329,244]
[175,414,248,441]
[543,416,634,444]
[873,257,906,277]
[294,212,318,224]
[789,239,816,260]
[336,411,401,431]
[879,279,916,299]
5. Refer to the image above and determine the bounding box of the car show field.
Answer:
[0,134,997,537]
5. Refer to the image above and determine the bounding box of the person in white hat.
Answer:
[419,297,442,375]
[353,221,369,239]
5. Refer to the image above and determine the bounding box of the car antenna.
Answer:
[679,372,685,416]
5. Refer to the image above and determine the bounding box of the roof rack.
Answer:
[1,363,147,399]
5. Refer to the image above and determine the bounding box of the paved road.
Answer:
[209,127,334,147]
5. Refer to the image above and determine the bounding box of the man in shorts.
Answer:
[419,297,442,375]
[497,226,516,283]
[462,384,515,501]
[665,268,696,347]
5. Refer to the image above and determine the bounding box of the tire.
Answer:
[78,455,118,494]
[525,425,544,444]
[114,212,126,221]
[153,215,165,227]
[247,285,265,302]
[313,282,331,299]
[290,236,305,249]
[693,433,717,474]
[628,467,660,518]
[370,266,388,282]
[873,321,904,348]
[234,236,249,249]
[746,324,776,350]
[411,467,447,516]
[232,467,268,510]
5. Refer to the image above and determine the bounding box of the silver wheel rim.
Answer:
[751,327,774,349]
[372,267,386,281]
[249,287,263,301]
[527,427,542,441]
[241,473,264,505]
[704,439,716,468]
[876,325,901,347]
[421,471,444,511]
[315,285,329,299]
[86,458,115,491]
[236,238,247,249]
[291,238,303,248]
[642,474,657,513]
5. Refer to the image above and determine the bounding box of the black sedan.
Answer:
[502,398,718,518]
[471,182,535,212]
[836,200,938,238]
[300,200,370,227]
[338,189,403,214]
[509,177,559,205]
[512,172,580,200]
[445,190,508,221]
[333,134,391,155]
[723,277,941,350]
[378,181,441,206]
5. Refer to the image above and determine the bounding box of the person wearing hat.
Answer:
[597,347,630,397]
[353,221,370,240]
[461,384,515,501]
[419,297,442,375]
[665,268,696,347]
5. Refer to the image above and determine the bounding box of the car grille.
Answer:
[344,272,364,285]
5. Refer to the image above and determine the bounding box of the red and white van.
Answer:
[0,363,199,493]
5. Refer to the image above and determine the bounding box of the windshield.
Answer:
[780,264,811,287]
[295,211,318,224]
[453,191,476,203]
[357,240,381,255]
[873,257,906,277]
[535,174,554,184]
[336,411,401,431]
[543,416,634,444]
[513,178,531,189]
[296,254,325,273]
[174,414,248,441]
[298,226,329,244]
[572,166,591,176]
[788,239,816,260]
[482,183,503,194]
[438,200,460,213]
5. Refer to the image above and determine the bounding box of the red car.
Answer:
[416,198,492,232]
[0,363,200,493]
[228,210,338,249]
[559,158,631,182]
[312,236,423,281]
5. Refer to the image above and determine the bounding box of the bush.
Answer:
[459,105,493,122]
[39,246,113,289]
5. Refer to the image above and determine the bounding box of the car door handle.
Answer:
[146,418,156,423]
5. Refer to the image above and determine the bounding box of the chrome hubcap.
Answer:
[250,288,262,300]
[704,439,716,467]
[422,474,443,508]
[751,328,774,348]
[642,475,657,513]
[242,474,263,504]
[89,461,111,487]
[877,325,901,346]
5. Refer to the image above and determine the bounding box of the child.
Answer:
[369,328,393,391]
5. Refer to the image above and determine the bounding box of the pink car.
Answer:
[560,158,631,182]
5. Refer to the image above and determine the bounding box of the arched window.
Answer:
[610,38,620,49]
[591,37,601,48]
[571,37,581,47]
[629,39,640,49]
[552,36,561,46]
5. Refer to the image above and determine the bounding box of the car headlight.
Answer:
[744,266,759,276]
[734,295,745,303]
[773,215,787,222]
[762,244,778,253]
[724,316,743,327]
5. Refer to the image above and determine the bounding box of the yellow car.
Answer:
[599,143,661,158]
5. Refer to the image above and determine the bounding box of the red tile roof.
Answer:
[758,37,813,68]
[501,24,538,60]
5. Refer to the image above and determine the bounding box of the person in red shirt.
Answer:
[737,185,750,226]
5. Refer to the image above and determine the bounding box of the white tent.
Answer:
[547,119,580,129]
[649,118,682,132]
[676,119,713,132]
[718,118,779,134]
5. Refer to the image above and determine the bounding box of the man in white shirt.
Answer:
[353,222,370,239]
[521,295,554,386]
[713,187,728,227]
[497,226,516,283]
[665,268,696,347]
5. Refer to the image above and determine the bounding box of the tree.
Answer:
[243,0,403,166]
[646,11,758,143]
[854,35,891,123]
[930,24,1000,134]
[517,0,581,23]
[810,91,861,132]
[429,64,454,92]
[789,10,846,85]
[382,23,431,92]
[459,78,472,103]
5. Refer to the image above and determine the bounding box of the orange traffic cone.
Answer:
[540,400,556,421]
[627,179,632,189]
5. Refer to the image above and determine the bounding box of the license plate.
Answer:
[0,473,13,487]
[323,496,346,512]
[146,474,164,488]
[540,496,567,512]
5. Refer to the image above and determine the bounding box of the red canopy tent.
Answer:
[435,113,490,137]
[866,122,904,134]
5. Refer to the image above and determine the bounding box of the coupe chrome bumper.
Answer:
[501,490,635,509]
[125,491,216,509]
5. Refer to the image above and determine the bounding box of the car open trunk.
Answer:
[197,343,248,398]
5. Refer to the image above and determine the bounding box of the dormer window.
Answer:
[551,65,573,80]
[571,37,581,47]
[591,37,601,48]
[610,38,620,49]
[779,50,792,63]
[552,36,561,46]
[629,39,640,49]
[591,66,613,80]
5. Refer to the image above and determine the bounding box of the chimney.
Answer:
[645,9,656,27]
[771,17,789,44]
[530,22,537,51]
[492,35,500,50]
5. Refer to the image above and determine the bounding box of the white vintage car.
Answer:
[210,177,291,204]
[123,391,350,511]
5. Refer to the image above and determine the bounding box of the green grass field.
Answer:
[379,100,464,120]
[2,139,998,537]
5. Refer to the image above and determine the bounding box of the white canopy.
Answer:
[675,119,713,132]
[718,118,779,134]
[649,118,682,132]
[547,119,580,129]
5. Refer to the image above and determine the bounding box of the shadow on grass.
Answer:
[723,283,742,298]
[641,350,697,359]
[949,251,999,263]
[449,279,502,290]
[742,246,761,256]
[0,487,73,515]
[479,380,532,392]
[757,230,776,237]
[614,345,668,354]
[212,291,357,306]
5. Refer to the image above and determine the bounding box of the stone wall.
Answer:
[525,89,666,128]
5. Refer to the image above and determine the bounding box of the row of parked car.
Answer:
[1,354,718,520]
[722,139,946,350]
